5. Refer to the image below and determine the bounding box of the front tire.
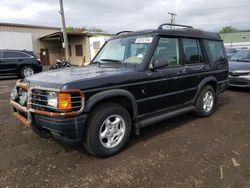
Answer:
[84,103,131,157]
[195,85,216,117]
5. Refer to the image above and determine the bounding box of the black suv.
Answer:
[0,49,42,78]
[10,24,228,157]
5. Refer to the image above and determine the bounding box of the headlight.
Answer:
[10,88,18,101]
[47,92,72,110]
[19,90,28,105]
[47,92,57,108]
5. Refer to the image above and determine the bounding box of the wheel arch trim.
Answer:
[193,76,218,103]
[84,89,138,119]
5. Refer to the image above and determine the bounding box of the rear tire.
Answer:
[84,103,131,158]
[20,66,35,78]
[195,85,216,117]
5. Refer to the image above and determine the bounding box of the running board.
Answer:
[136,106,195,133]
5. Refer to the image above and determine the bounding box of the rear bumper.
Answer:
[10,100,87,144]
[228,76,250,87]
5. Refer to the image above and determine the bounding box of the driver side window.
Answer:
[152,37,180,67]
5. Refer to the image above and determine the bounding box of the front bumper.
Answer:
[10,81,86,144]
[228,76,250,87]
[11,100,87,144]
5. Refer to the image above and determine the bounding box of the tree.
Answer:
[219,26,237,34]
[65,26,105,33]
[66,26,74,32]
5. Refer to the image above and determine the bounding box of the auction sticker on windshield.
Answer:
[135,37,153,44]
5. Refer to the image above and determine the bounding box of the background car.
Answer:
[0,49,42,78]
[226,48,241,58]
[228,49,250,87]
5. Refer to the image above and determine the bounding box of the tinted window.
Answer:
[153,38,180,66]
[4,51,30,58]
[0,51,3,59]
[206,40,226,63]
[183,38,204,64]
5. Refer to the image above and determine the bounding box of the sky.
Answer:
[0,0,250,33]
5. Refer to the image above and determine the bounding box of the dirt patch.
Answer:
[0,79,250,187]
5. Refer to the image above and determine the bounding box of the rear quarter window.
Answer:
[206,40,227,68]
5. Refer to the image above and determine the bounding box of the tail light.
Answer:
[36,58,41,65]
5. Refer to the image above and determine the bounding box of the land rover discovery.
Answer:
[10,24,228,157]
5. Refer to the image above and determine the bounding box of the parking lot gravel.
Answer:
[0,78,249,188]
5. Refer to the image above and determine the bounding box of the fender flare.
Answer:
[85,89,138,119]
[193,76,218,103]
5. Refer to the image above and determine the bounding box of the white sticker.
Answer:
[135,37,153,44]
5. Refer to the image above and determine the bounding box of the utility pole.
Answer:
[168,12,177,28]
[59,0,70,61]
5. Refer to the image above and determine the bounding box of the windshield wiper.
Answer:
[100,59,122,63]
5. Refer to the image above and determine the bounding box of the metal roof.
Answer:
[0,22,60,30]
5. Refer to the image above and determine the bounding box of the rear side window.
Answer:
[182,38,204,64]
[206,40,226,64]
[4,51,30,58]
[0,51,3,59]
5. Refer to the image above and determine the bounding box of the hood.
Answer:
[25,65,135,89]
[229,61,250,72]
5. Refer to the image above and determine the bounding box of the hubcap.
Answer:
[99,115,126,149]
[203,91,214,112]
[23,67,34,77]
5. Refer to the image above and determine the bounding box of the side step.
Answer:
[135,106,195,135]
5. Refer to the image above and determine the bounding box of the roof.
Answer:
[0,22,60,30]
[220,31,250,43]
[112,28,221,40]
[40,31,113,40]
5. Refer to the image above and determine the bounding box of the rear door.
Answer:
[181,38,207,102]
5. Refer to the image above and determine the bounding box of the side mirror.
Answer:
[152,59,168,69]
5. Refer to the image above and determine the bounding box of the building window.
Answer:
[75,45,83,56]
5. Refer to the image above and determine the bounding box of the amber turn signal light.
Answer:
[58,93,72,110]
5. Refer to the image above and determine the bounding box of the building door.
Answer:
[40,49,50,65]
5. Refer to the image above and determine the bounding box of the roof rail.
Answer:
[116,31,133,35]
[158,23,193,30]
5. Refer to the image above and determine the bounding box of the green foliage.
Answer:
[66,26,74,32]
[219,26,237,34]
[66,26,105,33]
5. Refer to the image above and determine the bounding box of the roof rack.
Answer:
[158,23,193,30]
[116,31,133,35]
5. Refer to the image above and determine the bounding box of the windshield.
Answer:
[230,50,250,62]
[92,35,153,67]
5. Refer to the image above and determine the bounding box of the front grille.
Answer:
[30,89,83,113]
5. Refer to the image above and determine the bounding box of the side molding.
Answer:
[85,89,138,119]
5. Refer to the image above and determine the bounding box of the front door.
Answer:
[144,37,187,113]
[40,49,50,65]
